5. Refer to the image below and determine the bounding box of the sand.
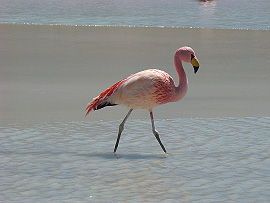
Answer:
[1,24,270,123]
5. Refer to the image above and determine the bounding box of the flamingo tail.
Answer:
[85,80,124,116]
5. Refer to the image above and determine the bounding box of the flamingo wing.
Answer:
[85,79,124,115]
[85,69,175,115]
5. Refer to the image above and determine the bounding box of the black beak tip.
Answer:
[193,66,199,74]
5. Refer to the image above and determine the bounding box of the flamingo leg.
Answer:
[150,111,167,153]
[114,109,133,153]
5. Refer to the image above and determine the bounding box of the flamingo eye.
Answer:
[191,54,195,60]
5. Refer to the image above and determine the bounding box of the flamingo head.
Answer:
[176,47,200,73]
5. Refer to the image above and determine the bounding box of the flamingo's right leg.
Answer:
[150,111,167,153]
[114,109,133,153]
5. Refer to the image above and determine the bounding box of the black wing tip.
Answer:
[96,102,118,110]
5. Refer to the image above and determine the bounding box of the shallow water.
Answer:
[1,117,270,202]
[1,0,270,29]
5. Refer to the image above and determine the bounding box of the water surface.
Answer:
[1,117,270,202]
[1,0,270,29]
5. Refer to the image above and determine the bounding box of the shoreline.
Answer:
[1,24,270,123]
[1,23,270,31]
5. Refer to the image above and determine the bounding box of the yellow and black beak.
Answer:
[191,56,200,74]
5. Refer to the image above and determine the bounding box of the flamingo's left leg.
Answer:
[114,109,133,153]
[150,111,167,153]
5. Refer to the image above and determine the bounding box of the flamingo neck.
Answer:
[174,55,188,91]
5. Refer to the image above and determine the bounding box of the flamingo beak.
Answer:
[191,56,200,74]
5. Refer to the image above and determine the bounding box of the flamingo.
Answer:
[86,46,200,153]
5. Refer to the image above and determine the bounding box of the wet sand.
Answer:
[1,24,270,123]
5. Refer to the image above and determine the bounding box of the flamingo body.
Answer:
[86,46,200,153]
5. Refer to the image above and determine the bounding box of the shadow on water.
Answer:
[76,152,168,160]
[1,148,168,160]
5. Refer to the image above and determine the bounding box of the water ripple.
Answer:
[1,117,270,202]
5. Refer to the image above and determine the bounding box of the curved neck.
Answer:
[174,55,188,90]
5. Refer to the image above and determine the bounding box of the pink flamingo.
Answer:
[86,46,200,153]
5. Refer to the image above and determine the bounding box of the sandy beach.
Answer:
[1,24,270,123]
